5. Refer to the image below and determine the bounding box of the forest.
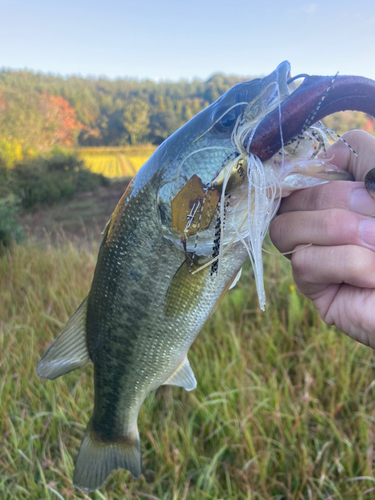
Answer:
[1,68,375,249]
[1,68,374,162]
[0,69,246,156]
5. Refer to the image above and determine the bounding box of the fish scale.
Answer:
[87,175,245,442]
[37,60,375,492]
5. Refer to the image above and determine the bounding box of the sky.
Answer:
[1,0,375,82]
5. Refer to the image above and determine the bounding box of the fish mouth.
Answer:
[164,63,375,311]
[209,63,375,309]
[248,68,375,162]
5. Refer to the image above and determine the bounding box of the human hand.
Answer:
[269,130,375,347]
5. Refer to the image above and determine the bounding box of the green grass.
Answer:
[1,241,375,499]
[76,146,157,178]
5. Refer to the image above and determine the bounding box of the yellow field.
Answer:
[76,145,157,178]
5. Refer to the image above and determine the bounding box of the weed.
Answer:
[1,241,375,499]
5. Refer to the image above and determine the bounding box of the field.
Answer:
[2,234,375,500]
[76,146,157,178]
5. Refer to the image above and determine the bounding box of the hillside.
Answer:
[1,69,374,164]
[0,70,247,154]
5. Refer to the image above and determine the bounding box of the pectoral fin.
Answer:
[165,260,209,318]
[37,298,91,380]
[163,356,197,391]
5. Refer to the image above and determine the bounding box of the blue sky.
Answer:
[1,0,375,81]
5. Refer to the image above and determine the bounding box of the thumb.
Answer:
[324,130,375,182]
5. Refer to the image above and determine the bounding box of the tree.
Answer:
[39,92,83,147]
[0,91,5,114]
[122,99,150,145]
[149,111,182,144]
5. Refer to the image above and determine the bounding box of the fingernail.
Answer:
[361,218,375,248]
[351,188,375,216]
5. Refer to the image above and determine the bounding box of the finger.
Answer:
[279,131,375,216]
[290,244,375,296]
[269,209,375,255]
[279,180,375,216]
[318,284,375,349]
[324,130,375,182]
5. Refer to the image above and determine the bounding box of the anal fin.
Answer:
[37,297,90,380]
[163,356,197,391]
[209,266,243,318]
[229,267,242,290]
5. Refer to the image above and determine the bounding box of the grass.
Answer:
[1,239,375,499]
[20,178,130,241]
[76,146,157,178]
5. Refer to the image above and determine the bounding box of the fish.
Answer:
[37,61,375,491]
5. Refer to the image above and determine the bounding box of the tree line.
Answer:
[0,70,246,152]
[0,69,373,158]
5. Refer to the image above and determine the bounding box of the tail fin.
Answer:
[73,419,142,492]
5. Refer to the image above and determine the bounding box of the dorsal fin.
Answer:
[163,356,197,391]
[37,298,91,380]
[101,216,112,236]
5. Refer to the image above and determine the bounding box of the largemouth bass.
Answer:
[37,61,375,491]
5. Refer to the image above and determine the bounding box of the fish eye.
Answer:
[220,112,236,128]
[212,107,240,134]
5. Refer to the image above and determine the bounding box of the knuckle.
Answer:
[290,248,310,282]
[321,209,355,242]
[346,246,375,281]
[304,182,349,212]
[342,129,368,143]
[269,215,287,249]
[309,183,331,211]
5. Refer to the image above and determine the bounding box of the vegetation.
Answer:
[1,240,375,499]
[324,111,375,137]
[0,151,109,246]
[0,71,246,153]
[0,152,109,210]
[0,194,24,249]
[1,67,375,498]
[1,69,374,160]
[0,88,82,162]
[76,145,156,178]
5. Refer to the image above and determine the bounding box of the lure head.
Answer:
[155,61,292,246]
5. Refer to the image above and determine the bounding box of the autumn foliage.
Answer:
[363,117,375,134]
[0,88,85,164]
[40,92,83,147]
[0,69,374,161]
